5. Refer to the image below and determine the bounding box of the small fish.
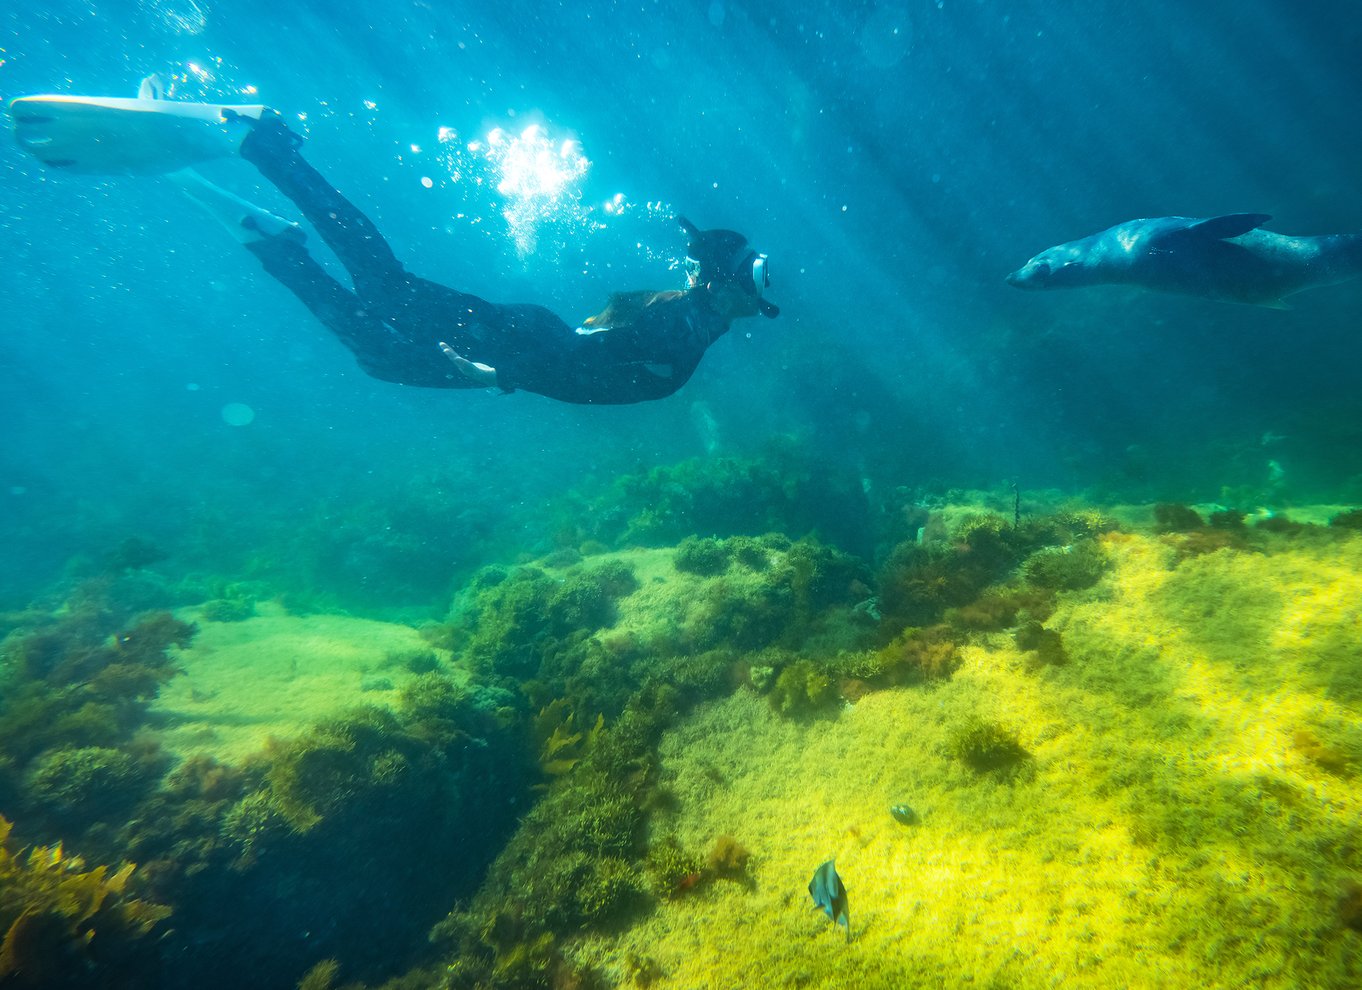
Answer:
[808,859,850,940]
[890,804,918,826]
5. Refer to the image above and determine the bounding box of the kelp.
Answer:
[0,814,169,988]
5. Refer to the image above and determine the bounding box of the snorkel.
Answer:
[678,216,779,318]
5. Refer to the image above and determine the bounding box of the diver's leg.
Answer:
[236,114,407,296]
[167,168,304,244]
[236,114,537,385]
[243,231,454,386]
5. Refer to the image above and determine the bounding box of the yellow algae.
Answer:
[567,529,1362,988]
[151,602,447,762]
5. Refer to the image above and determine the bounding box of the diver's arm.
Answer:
[438,342,500,386]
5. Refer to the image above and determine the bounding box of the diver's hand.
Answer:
[438,342,498,386]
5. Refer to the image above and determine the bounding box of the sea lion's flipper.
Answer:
[1185,214,1272,241]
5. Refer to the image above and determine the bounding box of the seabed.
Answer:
[5,498,1362,988]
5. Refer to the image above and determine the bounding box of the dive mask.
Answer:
[678,216,779,318]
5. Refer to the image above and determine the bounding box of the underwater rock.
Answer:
[1153,503,1204,532]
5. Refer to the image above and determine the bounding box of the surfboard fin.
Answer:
[10,75,267,175]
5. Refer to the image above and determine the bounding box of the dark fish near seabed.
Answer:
[890,803,918,826]
[808,859,850,940]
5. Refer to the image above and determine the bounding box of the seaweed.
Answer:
[876,521,1014,629]
[103,536,168,573]
[1293,729,1354,776]
[1329,508,1362,530]
[948,716,1030,776]
[768,658,841,718]
[704,834,752,881]
[1169,526,1249,559]
[576,450,872,554]
[0,814,170,989]
[684,537,865,654]
[0,610,193,842]
[644,837,703,897]
[1022,539,1108,591]
[454,560,637,682]
[673,536,732,576]
[1338,880,1362,932]
[1208,508,1248,531]
[1014,620,1067,666]
[197,597,256,622]
[1255,514,1307,535]
[534,699,604,778]
[846,624,961,685]
[946,586,1054,631]
[296,958,341,990]
[428,694,681,987]
[260,706,439,833]
[123,669,531,990]
[24,746,154,822]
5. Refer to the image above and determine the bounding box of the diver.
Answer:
[10,82,779,405]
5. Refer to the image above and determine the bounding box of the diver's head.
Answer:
[678,216,779,318]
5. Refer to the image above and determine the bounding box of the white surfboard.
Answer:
[10,78,265,175]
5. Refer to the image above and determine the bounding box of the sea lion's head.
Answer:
[1006,242,1092,289]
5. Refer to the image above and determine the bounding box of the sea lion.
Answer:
[1006,213,1362,307]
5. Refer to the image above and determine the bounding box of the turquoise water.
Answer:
[3,2,1361,605]
[2,4,1362,988]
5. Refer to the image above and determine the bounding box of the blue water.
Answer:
[5,5,1362,988]
[2,0,1360,607]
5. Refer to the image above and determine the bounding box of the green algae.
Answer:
[550,523,1362,989]
[8,498,1362,990]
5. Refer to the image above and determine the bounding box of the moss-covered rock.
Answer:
[577,451,872,554]
[673,536,732,576]
[454,561,638,682]
[947,716,1029,775]
[24,746,151,820]
[1023,539,1108,591]
[1154,503,1204,532]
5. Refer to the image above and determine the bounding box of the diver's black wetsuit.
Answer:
[237,119,733,404]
